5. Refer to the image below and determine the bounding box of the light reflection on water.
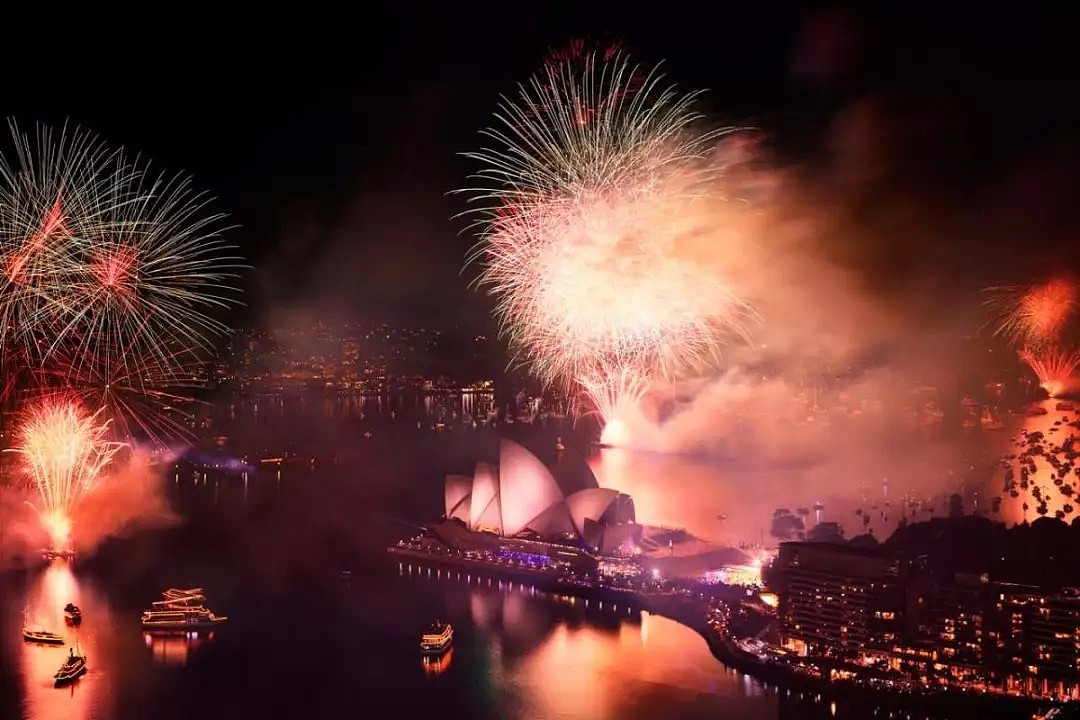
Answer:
[400,562,777,718]
[19,561,100,720]
[11,560,219,720]
[142,631,213,667]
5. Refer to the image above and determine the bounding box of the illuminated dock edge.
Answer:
[388,542,1061,718]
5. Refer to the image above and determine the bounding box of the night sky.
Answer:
[1,6,1074,333]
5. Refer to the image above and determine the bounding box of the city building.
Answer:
[772,541,1080,700]
[774,542,928,662]
[1025,589,1080,698]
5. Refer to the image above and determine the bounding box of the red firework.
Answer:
[1020,347,1080,398]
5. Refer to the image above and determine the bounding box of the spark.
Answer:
[464,52,753,431]
[9,396,125,549]
[986,277,1078,349]
[1020,347,1080,398]
[0,121,243,444]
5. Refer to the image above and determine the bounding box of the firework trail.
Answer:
[9,396,125,549]
[1020,347,1080,398]
[0,122,243,444]
[465,52,753,434]
[987,277,1080,398]
[986,276,1078,349]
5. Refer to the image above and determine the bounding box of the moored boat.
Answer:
[420,620,453,655]
[141,606,227,630]
[63,604,82,625]
[23,628,64,645]
[53,646,87,687]
[142,588,226,630]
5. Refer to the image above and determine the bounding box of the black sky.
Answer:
[1,5,1075,332]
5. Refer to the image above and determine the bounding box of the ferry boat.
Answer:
[142,606,226,630]
[158,588,206,607]
[23,628,65,645]
[53,646,87,687]
[420,620,453,655]
[63,604,82,625]
[142,588,227,630]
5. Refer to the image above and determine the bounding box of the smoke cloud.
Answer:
[0,448,178,568]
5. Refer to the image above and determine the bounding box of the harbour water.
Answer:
[0,392,1064,719]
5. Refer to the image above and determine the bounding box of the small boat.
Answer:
[23,628,64,645]
[63,604,82,625]
[420,620,453,655]
[53,646,87,687]
[1056,401,1076,412]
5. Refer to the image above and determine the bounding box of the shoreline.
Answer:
[389,543,1060,719]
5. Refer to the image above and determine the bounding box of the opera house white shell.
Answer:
[443,440,639,554]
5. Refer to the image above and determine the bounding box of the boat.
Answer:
[420,620,453,655]
[142,588,226,630]
[142,606,227,630]
[981,408,1005,430]
[155,588,206,607]
[53,646,87,687]
[23,628,64,645]
[1056,401,1076,412]
[63,604,82,625]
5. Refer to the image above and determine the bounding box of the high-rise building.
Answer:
[1025,589,1080,699]
[774,543,929,661]
[772,541,1080,700]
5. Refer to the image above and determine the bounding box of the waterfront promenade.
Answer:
[389,540,1062,719]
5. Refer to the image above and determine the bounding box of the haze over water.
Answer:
[1,392,1056,719]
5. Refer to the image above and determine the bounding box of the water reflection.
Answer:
[142,631,214,667]
[19,560,101,720]
[400,563,777,718]
[993,400,1079,524]
[421,648,453,676]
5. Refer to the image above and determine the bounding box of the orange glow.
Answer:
[144,631,211,666]
[1020,278,1077,345]
[20,560,102,719]
[1020,348,1080,398]
[600,418,629,446]
[508,609,765,715]
[421,648,454,675]
[994,400,1080,525]
[12,397,125,550]
[40,509,73,550]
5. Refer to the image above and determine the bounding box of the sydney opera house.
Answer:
[424,440,750,578]
[437,440,641,556]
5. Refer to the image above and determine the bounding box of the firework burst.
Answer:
[986,276,1078,349]
[10,396,125,549]
[464,52,753,430]
[1020,347,1080,398]
[0,121,243,444]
